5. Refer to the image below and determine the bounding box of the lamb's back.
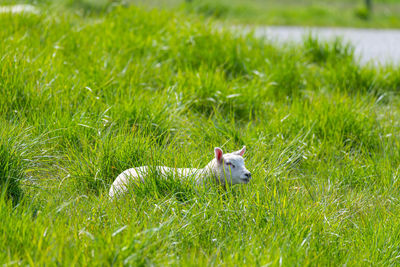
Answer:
[109,166,204,198]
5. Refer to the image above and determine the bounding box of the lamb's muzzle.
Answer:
[242,172,252,183]
[109,146,251,199]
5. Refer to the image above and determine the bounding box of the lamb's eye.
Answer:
[226,162,235,168]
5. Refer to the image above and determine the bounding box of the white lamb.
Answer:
[109,146,251,199]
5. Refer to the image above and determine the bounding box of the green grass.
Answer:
[1,2,400,265]
[128,0,400,28]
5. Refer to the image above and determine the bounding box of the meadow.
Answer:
[130,0,400,28]
[1,2,400,265]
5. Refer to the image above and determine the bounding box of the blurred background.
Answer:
[133,0,400,28]
[2,0,399,28]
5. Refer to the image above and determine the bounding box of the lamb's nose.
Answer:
[245,172,251,179]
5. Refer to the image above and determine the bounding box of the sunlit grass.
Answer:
[128,0,400,28]
[1,3,400,265]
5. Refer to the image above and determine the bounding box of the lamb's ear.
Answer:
[234,146,246,156]
[214,147,223,163]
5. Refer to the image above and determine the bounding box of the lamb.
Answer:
[109,146,251,199]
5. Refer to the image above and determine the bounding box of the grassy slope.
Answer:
[130,0,400,28]
[1,4,400,265]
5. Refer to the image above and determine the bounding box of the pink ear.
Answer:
[214,147,223,163]
[238,146,246,156]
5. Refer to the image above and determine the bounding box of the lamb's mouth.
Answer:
[241,178,250,183]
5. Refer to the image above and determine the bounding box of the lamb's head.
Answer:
[206,146,251,185]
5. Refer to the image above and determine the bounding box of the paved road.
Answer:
[0,4,39,14]
[250,26,400,66]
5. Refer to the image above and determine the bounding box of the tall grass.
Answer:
[183,0,400,28]
[1,3,400,265]
[0,124,26,203]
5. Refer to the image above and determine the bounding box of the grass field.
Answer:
[1,2,400,265]
[129,0,400,28]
